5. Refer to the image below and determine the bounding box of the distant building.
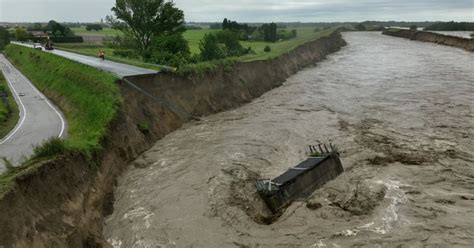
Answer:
[29,31,49,39]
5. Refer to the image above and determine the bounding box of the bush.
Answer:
[354,23,367,31]
[199,33,225,61]
[149,33,191,67]
[51,36,84,43]
[0,26,10,50]
[32,137,67,159]
[264,45,271,53]
[410,25,418,30]
[216,30,245,56]
[86,24,103,31]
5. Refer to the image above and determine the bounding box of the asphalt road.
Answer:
[12,42,157,77]
[0,43,157,173]
[0,54,66,173]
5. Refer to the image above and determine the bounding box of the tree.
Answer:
[45,20,72,36]
[0,27,10,50]
[216,30,244,56]
[86,24,103,31]
[354,23,366,31]
[108,0,185,56]
[260,23,278,42]
[199,33,225,61]
[149,33,191,67]
[410,25,418,30]
[15,28,28,40]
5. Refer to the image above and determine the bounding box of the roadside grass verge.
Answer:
[0,71,20,139]
[0,44,122,197]
[4,44,122,153]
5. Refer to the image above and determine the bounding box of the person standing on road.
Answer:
[99,50,105,61]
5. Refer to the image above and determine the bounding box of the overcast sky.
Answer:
[0,0,473,22]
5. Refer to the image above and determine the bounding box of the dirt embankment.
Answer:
[382,29,474,51]
[0,32,346,247]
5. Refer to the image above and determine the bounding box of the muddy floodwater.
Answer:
[104,32,474,247]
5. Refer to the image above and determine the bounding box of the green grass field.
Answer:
[184,27,334,61]
[0,72,19,139]
[63,27,335,69]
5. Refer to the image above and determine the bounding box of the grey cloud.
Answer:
[0,0,472,22]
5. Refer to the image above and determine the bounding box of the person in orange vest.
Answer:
[99,50,105,60]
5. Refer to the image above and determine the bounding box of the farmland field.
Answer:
[61,26,335,68]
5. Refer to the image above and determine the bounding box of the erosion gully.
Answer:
[105,32,474,247]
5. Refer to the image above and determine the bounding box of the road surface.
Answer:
[0,54,66,173]
[12,42,157,77]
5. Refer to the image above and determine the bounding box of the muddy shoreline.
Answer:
[0,32,346,247]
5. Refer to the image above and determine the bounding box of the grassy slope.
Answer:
[0,71,20,139]
[1,44,122,196]
[4,44,122,152]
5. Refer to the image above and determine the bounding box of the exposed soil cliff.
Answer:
[0,32,346,247]
[382,29,474,51]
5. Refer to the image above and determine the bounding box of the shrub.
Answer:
[149,33,191,67]
[264,45,271,53]
[0,26,10,50]
[199,33,225,61]
[410,25,418,30]
[86,24,103,31]
[32,137,67,159]
[354,23,367,31]
[216,30,244,56]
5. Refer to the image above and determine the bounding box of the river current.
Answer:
[105,32,474,247]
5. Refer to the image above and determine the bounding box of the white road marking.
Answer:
[0,71,27,144]
[15,68,66,138]
[0,57,66,144]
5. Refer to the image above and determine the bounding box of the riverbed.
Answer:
[104,32,474,247]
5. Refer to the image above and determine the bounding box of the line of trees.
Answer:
[85,24,103,31]
[0,27,10,50]
[424,21,474,31]
[220,19,297,42]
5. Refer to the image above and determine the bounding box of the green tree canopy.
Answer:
[199,33,225,61]
[0,27,10,50]
[108,0,186,55]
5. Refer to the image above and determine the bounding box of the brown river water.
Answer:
[104,32,474,247]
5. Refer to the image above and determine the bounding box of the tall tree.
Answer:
[0,27,10,50]
[108,0,185,55]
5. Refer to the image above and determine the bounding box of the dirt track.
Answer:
[104,32,474,247]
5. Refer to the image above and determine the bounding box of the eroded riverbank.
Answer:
[105,32,474,247]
